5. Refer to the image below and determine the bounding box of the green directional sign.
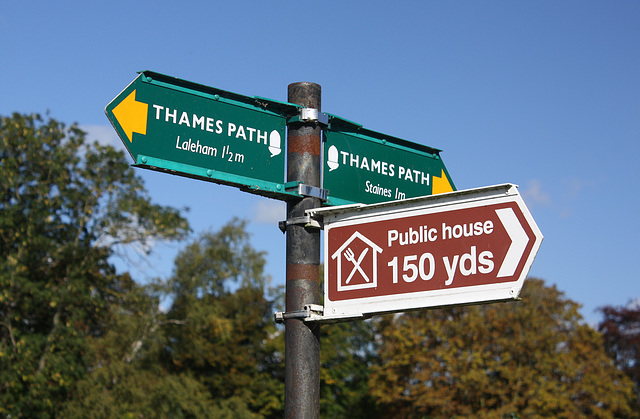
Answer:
[323,116,455,206]
[105,71,301,199]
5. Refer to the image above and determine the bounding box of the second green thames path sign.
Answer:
[105,71,301,199]
[323,116,455,206]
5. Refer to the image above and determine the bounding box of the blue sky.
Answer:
[2,1,638,324]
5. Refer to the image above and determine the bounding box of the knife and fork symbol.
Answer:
[344,247,370,284]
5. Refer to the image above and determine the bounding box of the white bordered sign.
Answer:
[308,184,543,322]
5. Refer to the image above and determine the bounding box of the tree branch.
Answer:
[0,321,17,350]
[37,305,61,373]
[122,317,186,364]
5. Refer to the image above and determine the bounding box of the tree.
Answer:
[320,319,379,418]
[599,302,640,400]
[158,219,285,418]
[369,278,638,418]
[0,113,189,417]
[59,272,215,418]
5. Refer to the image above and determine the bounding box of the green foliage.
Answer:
[60,271,214,418]
[369,278,639,418]
[63,365,213,418]
[159,220,285,418]
[320,319,378,418]
[0,113,189,417]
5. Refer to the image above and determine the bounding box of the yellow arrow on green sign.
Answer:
[111,89,148,143]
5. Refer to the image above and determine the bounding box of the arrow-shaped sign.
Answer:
[323,119,456,206]
[309,183,543,322]
[105,71,302,200]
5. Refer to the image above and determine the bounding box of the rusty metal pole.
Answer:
[285,82,322,419]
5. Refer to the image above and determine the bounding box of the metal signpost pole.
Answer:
[284,83,322,418]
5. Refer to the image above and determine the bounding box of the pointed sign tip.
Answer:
[112,89,148,143]
[432,169,453,194]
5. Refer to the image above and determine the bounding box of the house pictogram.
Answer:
[331,231,383,291]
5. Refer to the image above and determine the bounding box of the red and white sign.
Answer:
[310,184,543,320]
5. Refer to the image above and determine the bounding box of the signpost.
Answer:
[107,72,542,418]
[105,71,301,199]
[323,116,455,206]
[309,184,543,321]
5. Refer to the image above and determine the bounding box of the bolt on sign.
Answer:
[105,71,301,199]
[308,184,543,321]
[322,115,456,206]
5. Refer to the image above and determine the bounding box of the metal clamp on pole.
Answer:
[283,181,328,201]
[287,108,329,126]
[274,304,325,324]
[278,215,323,233]
[297,183,328,201]
[277,183,326,232]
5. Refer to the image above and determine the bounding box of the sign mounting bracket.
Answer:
[274,304,325,323]
[287,108,329,126]
[278,215,323,233]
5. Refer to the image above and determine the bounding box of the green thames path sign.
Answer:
[105,71,301,199]
[323,116,456,206]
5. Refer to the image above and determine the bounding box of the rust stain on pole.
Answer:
[286,264,319,282]
[287,132,321,156]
